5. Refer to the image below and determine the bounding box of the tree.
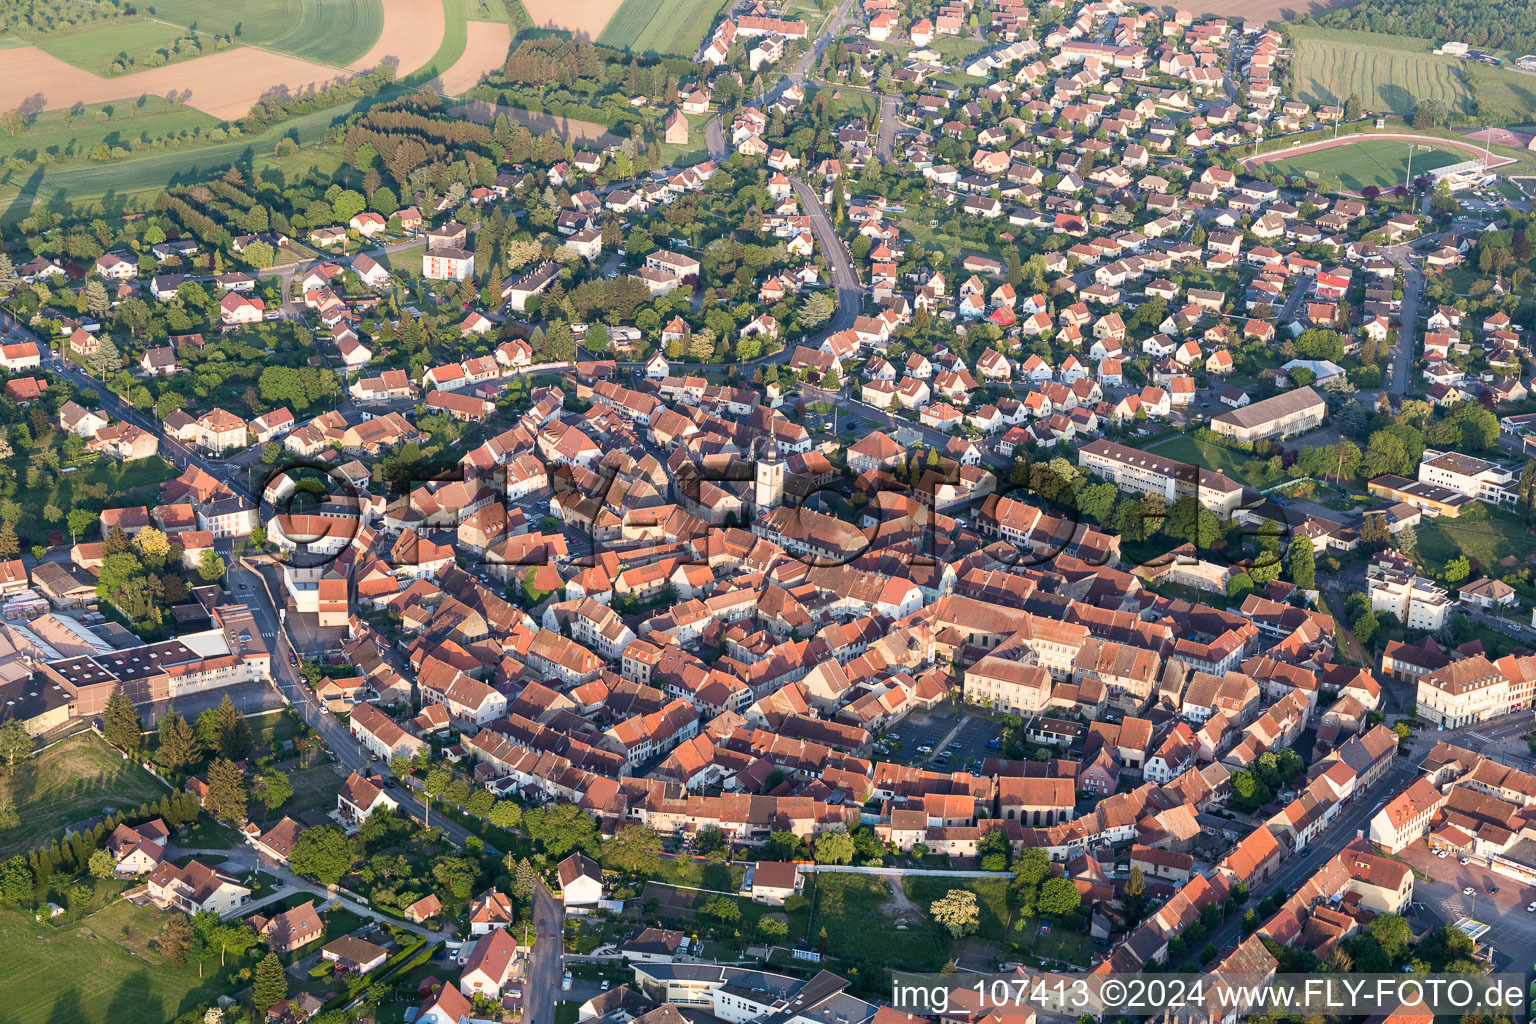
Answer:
[758,916,789,939]
[513,858,539,904]
[1287,536,1315,590]
[203,757,248,825]
[488,801,522,830]
[102,687,142,751]
[289,825,354,886]
[523,802,600,858]
[253,952,288,1017]
[929,889,980,937]
[211,695,252,760]
[1125,864,1147,921]
[1343,93,1362,121]
[0,721,32,772]
[89,335,122,376]
[67,508,96,543]
[88,847,115,879]
[701,894,742,922]
[605,824,662,874]
[155,710,202,771]
[1368,912,1412,963]
[1038,876,1081,916]
[812,827,856,865]
[0,521,20,560]
[1444,555,1471,585]
[162,913,194,968]
[258,769,293,811]
[197,549,226,583]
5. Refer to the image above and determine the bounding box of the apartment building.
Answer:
[1078,439,1245,518]
[1417,449,1517,507]
[1366,552,1451,632]
[1415,655,1510,729]
[1368,777,1447,852]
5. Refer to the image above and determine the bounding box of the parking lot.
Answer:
[881,706,1003,772]
[1396,839,1536,972]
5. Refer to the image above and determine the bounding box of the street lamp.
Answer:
[1405,143,1430,192]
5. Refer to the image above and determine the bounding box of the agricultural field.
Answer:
[0,732,168,859]
[1287,26,1478,116]
[34,19,195,76]
[0,100,346,224]
[1264,137,1463,190]
[0,100,221,171]
[596,0,729,56]
[139,0,387,67]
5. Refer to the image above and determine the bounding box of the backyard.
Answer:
[0,732,169,859]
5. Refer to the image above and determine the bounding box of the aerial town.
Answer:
[1,0,1536,1021]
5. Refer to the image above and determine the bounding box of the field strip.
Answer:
[523,0,625,39]
[428,22,511,95]
[0,0,444,120]
[1241,132,1516,175]
[0,44,352,120]
[450,100,625,147]
[347,0,447,74]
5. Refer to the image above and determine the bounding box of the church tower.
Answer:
[754,438,785,512]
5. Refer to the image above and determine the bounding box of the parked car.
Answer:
[1464,886,1476,895]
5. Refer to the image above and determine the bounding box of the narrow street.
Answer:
[522,881,564,1024]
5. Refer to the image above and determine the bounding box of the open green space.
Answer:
[1287,25,1536,119]
[0,732,168,859]
[0,100,353,225]
[0,101,221,172]
[1415,506,1536,573]
[1265,138,1463,191]
[902,875,1011,941]
[0,902,241,1024]
[597,0,729,56]
[140,0,386,66]
[35,20,195,76]
[1143,433,1266,489]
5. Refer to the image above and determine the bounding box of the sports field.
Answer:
[596,0,730,55]
[1264,138,1463,190]
[1288,26,1476,116]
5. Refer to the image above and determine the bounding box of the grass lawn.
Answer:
[0,733,168,859]
[1015,915,1093,967]
[10,452,177,551]
[1143,433,1264,488]
[903,876,1011,941]
[648,110,710,168]
[0,901,244,1024]
[1415,507,1536,573]
[1265,138,1462,191]
[1287,25,1536,119]
[36,20,197,76]
[797,872,952,986]
[597,0,730,55]
[555,1002,581,1024]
